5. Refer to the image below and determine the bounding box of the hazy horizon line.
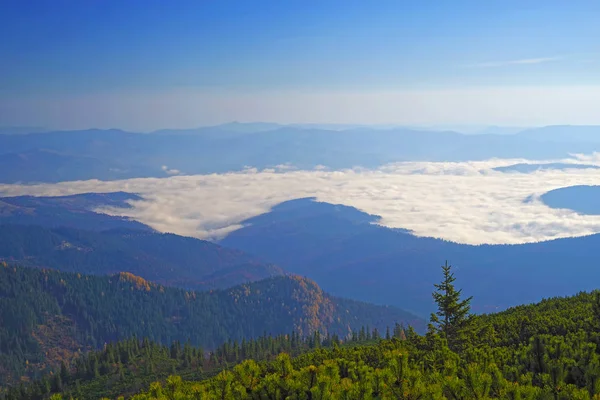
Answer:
[0,121,554,135]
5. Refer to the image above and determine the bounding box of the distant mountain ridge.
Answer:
[517,125,600,143]
[0,126,46,135]
[1,124,599,183]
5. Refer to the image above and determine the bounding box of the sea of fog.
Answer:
[1,156,600,245]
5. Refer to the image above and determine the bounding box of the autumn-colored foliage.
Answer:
[117,272,152,291]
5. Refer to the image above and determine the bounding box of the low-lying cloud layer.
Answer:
[1,158,600,245]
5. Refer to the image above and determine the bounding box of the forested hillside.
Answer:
[0,224,282,291]
[0,265,422,386]
[110,264,600,399]
[3,327,397,399]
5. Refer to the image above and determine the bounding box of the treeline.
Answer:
[128,338,598,399]
[0,264,418,386]
[117,262,600,399]
[3,326,406,399]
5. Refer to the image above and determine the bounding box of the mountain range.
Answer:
[1,124,599,183]
[220,197,600,315]
[5,189,600,318]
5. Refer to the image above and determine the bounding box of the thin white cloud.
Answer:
[570,152,600,163]
[1,157,600,245]
[274,163,297,172]
[466,57,561,68]
[161,165,181,175]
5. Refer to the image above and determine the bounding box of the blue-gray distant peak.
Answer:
[541,185,600,215]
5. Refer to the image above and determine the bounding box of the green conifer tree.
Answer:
[430,260,473,352]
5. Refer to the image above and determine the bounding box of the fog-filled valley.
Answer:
[2,122,600,399]
[2,124,600,317]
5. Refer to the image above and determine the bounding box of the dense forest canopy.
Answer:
[0,264,420,387]
[3,328,398,399]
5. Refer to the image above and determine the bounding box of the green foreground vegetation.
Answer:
[7,261,600,399]
[3,324,392,399]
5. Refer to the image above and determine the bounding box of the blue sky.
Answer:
[1,0,600,130]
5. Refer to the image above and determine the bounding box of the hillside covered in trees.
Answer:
[3,328,399,399]
[30,262,600,400]
[0,265,422,387]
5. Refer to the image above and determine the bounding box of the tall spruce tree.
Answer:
[430,260,473,352]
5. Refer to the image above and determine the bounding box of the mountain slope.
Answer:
[0,149,162,183]
[0,224,282,291]
[17,277,600,399]
[0,192,152,232]
[540,185,600,215]
[221,198,600,315]
[0,265,424,385]
[0,150,109,183]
